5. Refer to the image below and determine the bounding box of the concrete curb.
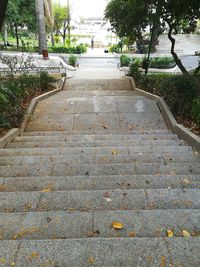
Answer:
[129,77,200,152]
[0,129,20,149]
[0,78,66,147]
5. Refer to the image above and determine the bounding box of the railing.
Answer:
[0,66,67,76]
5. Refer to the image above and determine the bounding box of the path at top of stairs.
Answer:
[0,76,199,267]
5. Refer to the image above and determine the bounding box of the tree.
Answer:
[53,2,71,45]
[0,0,8,30]
[105,0,200,74]
[5,0,36,48]
[35,0,47,54]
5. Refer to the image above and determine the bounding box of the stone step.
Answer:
[0,162,199,177]
[0,145,193,157]
[7,139,185,149]
[0,162,197,177]
[0,238,199,266]
[0,189,199,213]
[0,174,199,192]
[0,152,199,166]
[14,133,180,142]
[23,129,173,136]
[65,78,133,91]
[0,210,199,240]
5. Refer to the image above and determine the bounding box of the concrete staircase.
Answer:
[0,78,200,266]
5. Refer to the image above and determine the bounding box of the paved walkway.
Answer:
[0,70,200,266]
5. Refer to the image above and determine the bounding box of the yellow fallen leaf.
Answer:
[182,230,191,237]
[1,258,5,263]
[112,221,124,230]
[167,229,174,237]
[183,178,190,185]
[0,184,6,192]
[161,256,166,267]
[112,149,118,156]
[11,262,15,266]
[128,231,136,237]
[88,256,95,264]
[101,123,108,129]
[41,184,53,192]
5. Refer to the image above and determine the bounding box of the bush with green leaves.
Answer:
[109,44,120,53]
[129,71,200,126]
[192,98,200,125]
[68,55,77,67]
[120,55,131,67]
[0,73,54,130]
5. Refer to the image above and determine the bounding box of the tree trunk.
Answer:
[14,23,19,49]
[0,0,8,30]
[35,0,47,54]
[167,23,188,75]
[2,22,8,45]
[50,28,55,46]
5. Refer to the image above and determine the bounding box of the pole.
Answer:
[145,24,154,76]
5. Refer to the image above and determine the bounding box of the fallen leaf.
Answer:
[111,221,124,230]
[128,231,136,237]
[101,123,108,129]
[167,229,174,237]
[140,128,144,134]
[88,256,95,264]
[146,256,153,262]
[69,208,75,211]
[161,256,166,267]
[86,230,99,237]
[112,149,118,156]
[28,252,39,261]
[183,178,190,185]
[0,184,6,192]
[182,230,191,237]
[11,262,15,266]
[41,184,53,193]
[1,258,5,263]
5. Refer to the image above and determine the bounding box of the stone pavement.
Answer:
[0,71,200,266]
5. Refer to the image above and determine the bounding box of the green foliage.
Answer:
[0,73,54,129]
[48,44,87,54]
[109,44,120,53]
[120,55,131,67]
[68,55,77,67]
[130,72,200,126]
[192,98,200,125]
[128,59,142,81]
[129,56,176,69]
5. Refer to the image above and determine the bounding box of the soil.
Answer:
[176,116,200,137]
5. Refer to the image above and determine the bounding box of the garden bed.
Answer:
[0,72,55,138]
[128,65,200,136]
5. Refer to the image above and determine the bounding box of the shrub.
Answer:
[130,71,200,126]
[109,44,120,53]
[68,55,77,67]
[192,98,200,125]
[0,73,55,130]
[120,55,131,67]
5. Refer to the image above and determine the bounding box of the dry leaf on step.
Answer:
[112,221,124,230]
[101,123,108,129]
[112,149,118,156]
[182,230,191,237]
[183,178,190,185]
[88,256,95,264]
[166,229,174,237]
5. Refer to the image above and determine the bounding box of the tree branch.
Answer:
[167,22,188,75]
